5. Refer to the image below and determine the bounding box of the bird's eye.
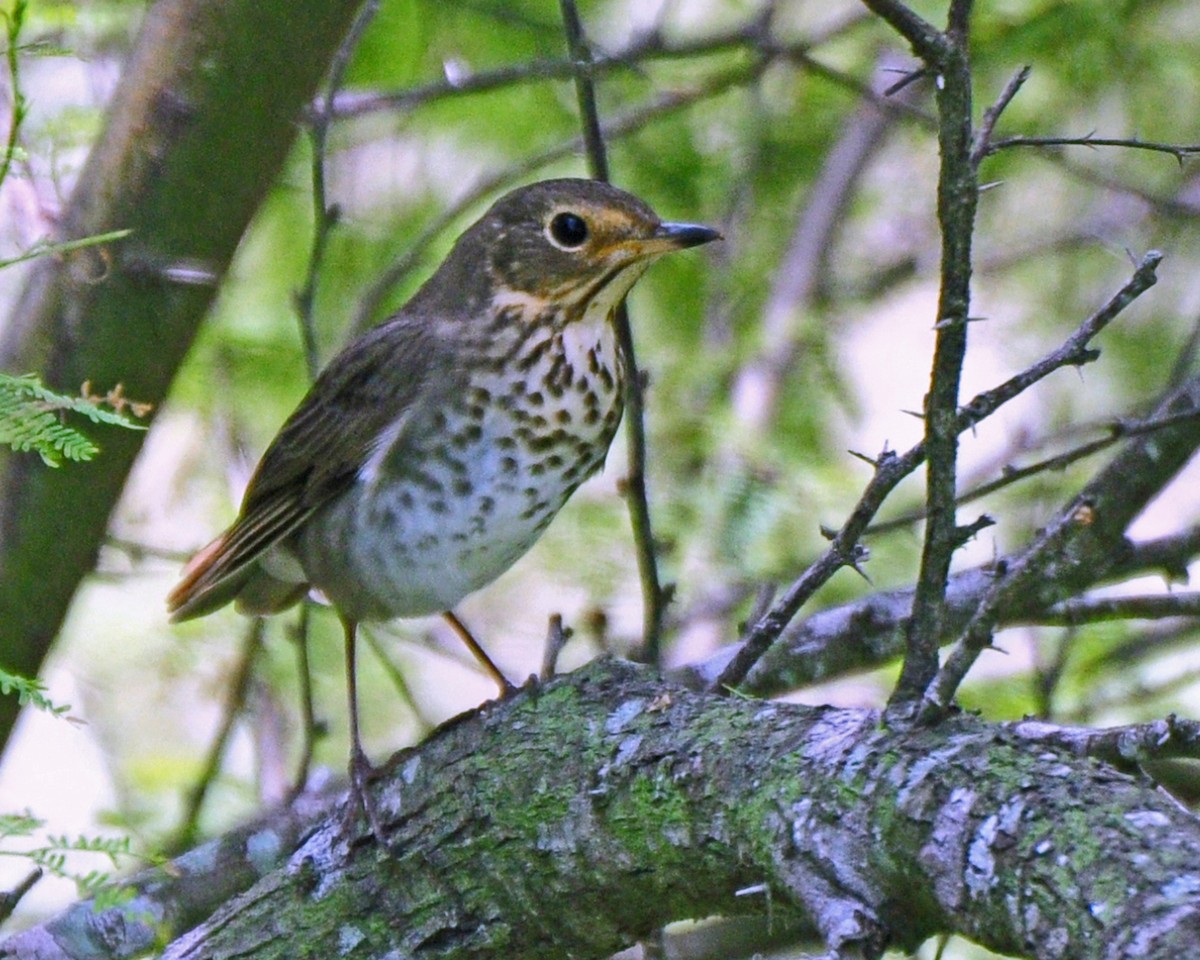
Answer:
[548,212,589,249]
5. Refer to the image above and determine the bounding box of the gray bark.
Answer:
[5,660,1198,960]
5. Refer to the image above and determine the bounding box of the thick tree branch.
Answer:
[7,661,1200,960]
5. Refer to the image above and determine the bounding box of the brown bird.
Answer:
[167,178,719,833]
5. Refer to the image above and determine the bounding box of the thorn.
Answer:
[902,408,925,420]
[978,180,1006,193]
[848,449,878,468]
[883,65,929,97]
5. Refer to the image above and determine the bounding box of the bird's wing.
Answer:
[168,316,445,622]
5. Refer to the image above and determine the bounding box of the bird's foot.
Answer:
[343,745,387,847]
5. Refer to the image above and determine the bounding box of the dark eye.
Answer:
[549,212,589,248]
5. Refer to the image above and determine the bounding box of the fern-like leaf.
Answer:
[0,372,147,466]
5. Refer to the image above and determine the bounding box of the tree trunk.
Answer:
[0,0,367,754]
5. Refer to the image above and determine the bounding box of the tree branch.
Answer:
[682,524,1200,697]
[891,2,977,707]
[8,662,1200,960]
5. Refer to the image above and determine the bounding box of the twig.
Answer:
[0,0,29,195]
[556,0,666,665]
[985,134,1200,163]
[541,613,572,681]
[321,11,870,121]
[286,603,322,799]
[293,0,380,378]
[361,627,432,737]
[0,867,41,925]
[170,619,264,854]
[868,406,1200,535]
[970,64,1030,167]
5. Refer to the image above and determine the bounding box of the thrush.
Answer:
[167,178,720,835]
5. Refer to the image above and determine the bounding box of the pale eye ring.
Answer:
[547,212,589,249]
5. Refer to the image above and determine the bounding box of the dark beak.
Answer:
[654,221,723,249]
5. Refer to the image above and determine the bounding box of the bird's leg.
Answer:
[442,610,517,697]
[341,615,386,844]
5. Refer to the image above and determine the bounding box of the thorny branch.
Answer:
[712,251,1163,693]
[888,0,978,709]
[986,134,1200,163]
[868,392,1200,535]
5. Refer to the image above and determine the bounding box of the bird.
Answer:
[167,177,720,835]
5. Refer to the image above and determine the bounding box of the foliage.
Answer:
[0,666,70,716]
[0,812,138,907]
[0,372,147,466]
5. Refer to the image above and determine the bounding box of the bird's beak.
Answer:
[653,221,723,250]
[620,221,722,259]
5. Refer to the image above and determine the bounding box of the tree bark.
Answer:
[6,660,1199,960]
[0,0,367,754]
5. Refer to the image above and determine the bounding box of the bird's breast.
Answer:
[298,314,625,622]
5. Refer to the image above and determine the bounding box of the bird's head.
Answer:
[433,179,720,325]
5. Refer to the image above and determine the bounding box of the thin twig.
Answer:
[322,11,870,121]
[361,627,433,737]
[541,613,572,681]
[868,406,1200,535]
[970,64,1030,168]
[170,619,265,854]
[556,0,667,666]
[293,0,381,378]
[0,0,29,195]
[0,867,41,925]
[986,134,1200,162]
[286,603,322,799]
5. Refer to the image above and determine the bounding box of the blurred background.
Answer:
[3,0,1200,955]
